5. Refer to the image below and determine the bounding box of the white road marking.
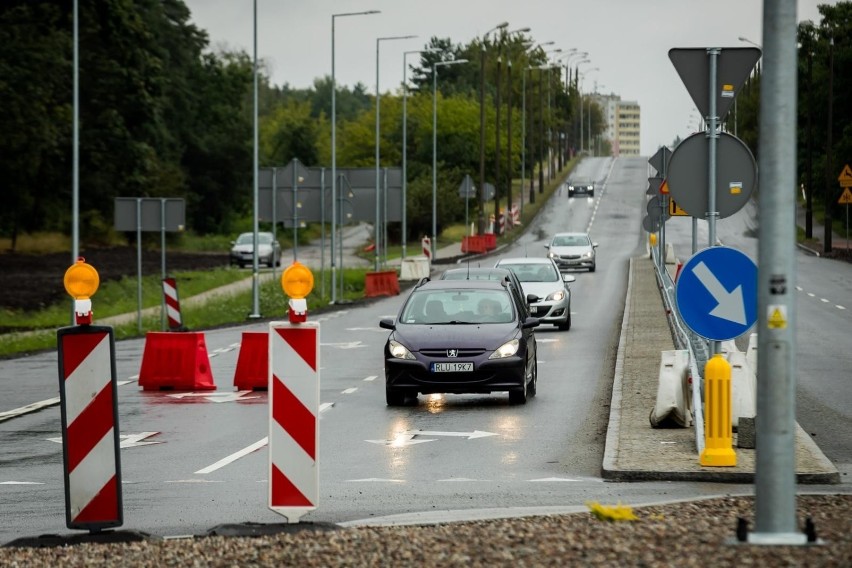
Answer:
[363,375,378,382]
[165,479,224,483]
[46,432,164,449]
[0,481,44,485]
[437,478,481,482]
[0,397,61,423]
[165,391,260,403]
[345,327,386,332]
[195,437,268,474]
[319,402,335,413]
[837,305,846,310]
[342,388,357,394]
[346,478,406,483]
[321,341,364,349]
[407,430,498,439]
[528,477,582,482]
[116,380,133,386]
[821,298,830,303]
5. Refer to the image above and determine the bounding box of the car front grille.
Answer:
[419,348,486,358]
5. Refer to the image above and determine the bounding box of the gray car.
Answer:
[545,232,598,272]
[567,180,595,197]
[229,231,281,268]
[493,257,575,331]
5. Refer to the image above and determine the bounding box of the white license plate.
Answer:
[433,362,473,372]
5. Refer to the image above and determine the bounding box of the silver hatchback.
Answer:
[494,257,575,331]
[545,232,598,272]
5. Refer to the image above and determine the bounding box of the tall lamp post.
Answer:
[331,9,380,304]
[538,49,561,192]
[478,22,509,234]
[575,59,591,153]
[374,35,416,272]
[249,0,261,318]
[433,59,469,255]
[402,48,439,259]
[492,27,530,236]
[580,67,599,155]
[521,42,553,209]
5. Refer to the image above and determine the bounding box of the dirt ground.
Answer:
[0,247,228,313]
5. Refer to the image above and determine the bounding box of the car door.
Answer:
[509,281,536,372]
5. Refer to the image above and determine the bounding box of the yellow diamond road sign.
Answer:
[839,164,852,187]
[768,305,787,330]
[839,187,852,205]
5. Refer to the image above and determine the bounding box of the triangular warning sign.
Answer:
[768,307,787,329]
[839,165,852,188]
[839,187,852,205]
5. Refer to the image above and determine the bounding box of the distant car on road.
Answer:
[567,179,595,198]
[379,277,539,406]
[229,231,281,268]
[493,257,575,331]
[545,232,598,272]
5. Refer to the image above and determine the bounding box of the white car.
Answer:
[545,232,598,272]
[229,231,281,268]
[494,257,575,331]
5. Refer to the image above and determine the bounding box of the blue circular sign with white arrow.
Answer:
[675,246,757,340]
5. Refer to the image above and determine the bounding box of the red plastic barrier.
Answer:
[364,271,400,298]
[233,331,269,391]
[483,233,497,250]
[138,332,215,391]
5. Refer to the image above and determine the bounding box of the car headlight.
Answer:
[489,338,519,359]
[546,290,565,302]
[388,339,415,360]
[581,251,593,259]
[548,251,556,259]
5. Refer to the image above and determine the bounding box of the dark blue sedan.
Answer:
[380,278,539,406]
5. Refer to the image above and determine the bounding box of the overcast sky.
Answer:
[182,0,831,156]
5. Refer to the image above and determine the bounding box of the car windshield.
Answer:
[552,235,589,247]
[399,289,514,325]
[499,263,559,283]
[236,233,272,245]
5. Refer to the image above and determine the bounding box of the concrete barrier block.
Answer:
[399,256,430,280]
[650,350,691,428]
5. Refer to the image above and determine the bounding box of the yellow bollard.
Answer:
[700,353,737,466]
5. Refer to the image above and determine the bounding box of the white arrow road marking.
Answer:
[366,433,435,446]
[195,437,267,474]
[367,430,498,446]
[165,391,260,403]
[47,432,164,449]
[1,481,44,485]
[406,430,498,440]
[692,261,747,324]
[165,479,224,483]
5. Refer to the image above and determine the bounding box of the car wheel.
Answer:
[589,264,596,273]
[508,377,528,405]
[528,360,537,397]
[386,387,407,407]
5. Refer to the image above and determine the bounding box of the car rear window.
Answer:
[499,263,558,283]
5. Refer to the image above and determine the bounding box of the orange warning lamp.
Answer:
[281,261,314,323]
[64,258,100,325]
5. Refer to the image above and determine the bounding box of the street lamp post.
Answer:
[433,59,469,255]
[402,48,439,260]
[520,42,553,210]
[479,22,508,235]
[249,0,261,318]
[375,35,416,272]
[331,9,380,304]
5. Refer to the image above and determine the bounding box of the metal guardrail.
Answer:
[650,247,707,455]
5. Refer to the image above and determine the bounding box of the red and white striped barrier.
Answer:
[268,321,319,523]
[511,204,521,227]
[162,277,183,331]
[57,325,122,530]
[421,236,432,261]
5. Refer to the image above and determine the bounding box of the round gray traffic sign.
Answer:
[667,132,757,219]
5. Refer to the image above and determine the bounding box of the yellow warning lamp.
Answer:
[649,233,657,247]
[63,258,100,325]
[281,261,314,323]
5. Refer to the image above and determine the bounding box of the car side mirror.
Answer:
[544,244,550,249]
[379,317,395,330]
[562,274,576,284]
[522,316,540,329]
[592,243,599,248]
[526,293,539,304]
